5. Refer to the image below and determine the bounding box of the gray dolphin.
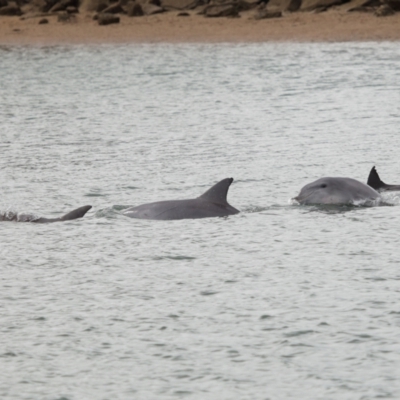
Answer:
[293,177,380,205]
[0,205,92,223]
[123,178,239,220]
[367,166,400,192]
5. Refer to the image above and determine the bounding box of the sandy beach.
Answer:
[1,9,400,45]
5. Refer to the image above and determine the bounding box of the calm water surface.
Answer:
[1,42,400,399]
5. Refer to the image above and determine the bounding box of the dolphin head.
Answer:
[293,177,379,205]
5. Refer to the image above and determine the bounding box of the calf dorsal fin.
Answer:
[367,166,400,192]
[367,166,385,191]
[60,205,92,221]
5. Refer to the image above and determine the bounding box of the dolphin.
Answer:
[367,166,400,192]
[293,177,380,205]
[123,178,239,220]
[0,205,92,223]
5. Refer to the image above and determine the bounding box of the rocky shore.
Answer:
[1,0,400,44]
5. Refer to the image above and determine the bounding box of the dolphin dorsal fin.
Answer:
[367,166,386,191]
[60,205,92,221]
[199,178,234,205]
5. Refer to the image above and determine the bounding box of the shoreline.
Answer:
[1,10,400,45]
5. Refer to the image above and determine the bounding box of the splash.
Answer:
[0,210,40,222]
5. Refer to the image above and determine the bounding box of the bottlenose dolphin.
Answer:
[293,177,380,205]
[367,166,400,192]
[0,205,92,223]
[123,178,239,220]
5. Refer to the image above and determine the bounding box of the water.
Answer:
[1,42,400,399]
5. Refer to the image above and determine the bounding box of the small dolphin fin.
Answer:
[367,166,400,192]
[60,205,92,221]
[199,178,234,205]
[367,166,385,191]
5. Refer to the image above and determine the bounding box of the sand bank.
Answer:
[1,10,400,45]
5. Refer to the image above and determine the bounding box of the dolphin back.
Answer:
[124,178,239,220]
[34,205,92,223]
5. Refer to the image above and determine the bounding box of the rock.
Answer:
[0,0,8,8]
[205,3,238,16]
[38,17,48,22]
[49,0,74,12]
[96,2,108,11]
[253,8,281,17]
[208,0,254,11]
[287,0,301,10]
[57,11,68,20]
[0,4,21,14]
[43,0,60,11]
[300,0,346,11]
[374,3,395,15]
[242,0,258,6]
[310,5,327,11]
[347,5,373,10]
[177,10,190,13]
[161,0,197,9]
[66,5,78,12]
[196,4,207,12]
[97,12,120,23]
[80,0,109,11]
[266,0,300,11]
[20,0,47,13]
[126,1,144,14]
[103,2,124,12]
[141,2,165,13]
[133,0,160,4]
[340,0,379,11]
[236,0,254,10]
[383,0,400,10]
[57,11,75,20]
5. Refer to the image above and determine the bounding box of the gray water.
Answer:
[1,42,400,400]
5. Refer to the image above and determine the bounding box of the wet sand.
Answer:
[1,10,400,45]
